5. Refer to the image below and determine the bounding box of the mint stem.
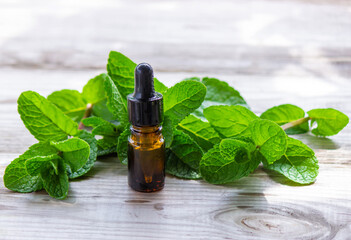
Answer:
[78,103,93,130]
[281,117,310,131]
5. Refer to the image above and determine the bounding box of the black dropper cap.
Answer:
[127,63,163,127]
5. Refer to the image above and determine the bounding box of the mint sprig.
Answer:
[261,104,349,137]
[263,137,319,184]
[260,104,309,134]
[4,51,349,199]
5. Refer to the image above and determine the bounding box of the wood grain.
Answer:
[0,0,351,239]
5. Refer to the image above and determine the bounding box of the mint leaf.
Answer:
[219,137,256,163]
[178,114,220,151]
[202,77,247,106]
[165,150,201,180]
[163,116,174,148]
[47,89,87,123]
[82,117,120,157]
[195,77,248,117]
[249,119,287,164]
[103,74,129,126]
[97,137,117,156]
[199,138,259,184]
[169,130,203,170]
[18,143,71,199]
[117,127,130,164]
[263,137,319,184]
[107,51,139,98]
[183,77,201,81]
[107,51,167,99]
[69,130,98,178]
[18,91,78,141]
[261,104,309,135]
[307,108,349,136]
[164,80,206,125]
[49,158,59,175]
[3,142,57,192]
[26,155,61,176]
[91,99,115,121]
[4,157,43,193]
[81,74,116,121]
[82,74,106,104]
[204,105,258,138]
[40,160,69,200]
[51,137,90,174]
[82,116,121,137]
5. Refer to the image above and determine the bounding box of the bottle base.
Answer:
[128,183,164,192]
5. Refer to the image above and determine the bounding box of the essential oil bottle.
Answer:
[127,63,165,192]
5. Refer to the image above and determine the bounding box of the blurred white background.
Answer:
[0,0,350,112]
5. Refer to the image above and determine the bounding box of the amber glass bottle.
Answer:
[127,63,165,192]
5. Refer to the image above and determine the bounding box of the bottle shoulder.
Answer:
[129,125,164,150]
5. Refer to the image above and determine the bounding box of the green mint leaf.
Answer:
[163,116,174,148]
[40,160,69,200]
[97,137,117,156]
[82,74,106,104]
[82,116,121,137]
[18,91,78,141]
[97,136,117,149]
[82,117,119,157]
[263,137,319,184]
[91,99,115,121]
[107,51,167,99]
[194,77,248,117]
[260,104,309,135]
[204,105,258,138]
[69,130,98,178]
[47,89,87,123]
[164,80,206,125]
[199,138,259,184]
[183,77,201,81]
[117,127,130,164]
[103,74,129,126]
[51,137,90,174]
[249,119,287,164]
[3,142,57,193]
[219,137,256,163]
[107,51,139,98]
[26,155,62,176]
[4,157,43,193]
[165,150,201,180]
[170,130,203,170]
[178,114,221,151]
[307,108,349,136]
[82,74,115,121]
[49,158,59,175]
[202,77,247,106]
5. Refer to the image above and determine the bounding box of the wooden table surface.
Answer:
[1,0,351,239]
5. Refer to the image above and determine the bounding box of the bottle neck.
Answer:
[131,125,162,134]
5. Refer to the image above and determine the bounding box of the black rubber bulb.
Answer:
[127,62,163,127]
[133,63,155,100]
